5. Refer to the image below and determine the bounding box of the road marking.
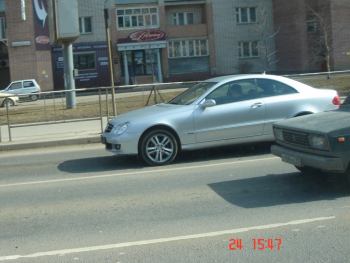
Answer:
[0,216,335,261]
[0,156,278,189]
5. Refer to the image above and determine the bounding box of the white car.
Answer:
[0,92,19,108]
[1,79,41,101]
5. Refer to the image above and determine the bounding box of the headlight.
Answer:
[111,122,129,136]
[309,134,328,150]
[274,127,284,141]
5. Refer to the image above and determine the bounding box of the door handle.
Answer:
[251,102,263,109]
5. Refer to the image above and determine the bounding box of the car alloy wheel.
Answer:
[140,129,178,166]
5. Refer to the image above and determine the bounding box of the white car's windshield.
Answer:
[168,82,217,105]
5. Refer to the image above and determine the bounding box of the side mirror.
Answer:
[201,99,216,108]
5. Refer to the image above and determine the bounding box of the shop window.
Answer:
[236,7,257,24]
[74,52,96,70]
[238,41,259,58]
[117,7,159,29]
[168,39,209,58]
[121,50,157,77]
[79,17,92,34]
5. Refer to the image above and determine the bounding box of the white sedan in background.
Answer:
[102,74,340,166]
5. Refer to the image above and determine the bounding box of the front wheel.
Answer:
[139,129,178,166]
[2,98,14,108]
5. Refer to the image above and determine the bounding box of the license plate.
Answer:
[101,136,106,144]
[281,153,302,166]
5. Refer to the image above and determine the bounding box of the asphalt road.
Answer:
[0,144,349,262]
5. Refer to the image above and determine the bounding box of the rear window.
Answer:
[23,81,35,88]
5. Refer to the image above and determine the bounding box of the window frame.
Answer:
[116,7,159,30]
[171,12,195,26]
[79,16,93,35]
[168,39,209,59]
[0,16,6,39]
[238,41,259,58]
[236,7,257,24]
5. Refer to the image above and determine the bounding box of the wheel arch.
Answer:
[138,124,182,153]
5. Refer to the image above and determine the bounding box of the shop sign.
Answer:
[118,29,166,43]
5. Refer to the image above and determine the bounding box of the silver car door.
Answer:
[254,78,300,136]
[7,81,23,95]
[193,80,266,143]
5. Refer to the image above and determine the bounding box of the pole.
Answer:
[104,8,117,116]
[63,42,76,109]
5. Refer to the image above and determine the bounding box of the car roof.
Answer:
[205,74,292,83]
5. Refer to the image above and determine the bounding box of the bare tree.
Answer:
[306,3,332,76]
[256,7,280,72]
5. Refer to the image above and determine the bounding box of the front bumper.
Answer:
[271,144,347,172]
[101,132,139,155]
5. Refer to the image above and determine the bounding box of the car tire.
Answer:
[30,94,38,101]
[2,98,15,108]
[295,166,322,177]
[139,129,178,166]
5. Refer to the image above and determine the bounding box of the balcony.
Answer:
[166,23,207,38]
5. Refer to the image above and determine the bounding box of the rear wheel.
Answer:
[140,129,178,166]
[30,94,38,101]
[2,98,14,108]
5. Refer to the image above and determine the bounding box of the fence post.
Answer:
[98,88,104,134]
[5,100,12,142]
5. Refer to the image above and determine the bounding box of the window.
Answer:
[306,20,318,33]
[79,17,92,34]
[236,7,257,24]
[74,53,96,70]
[206,79,262,105]
[171,12,194,26]
[238,41,259,58]
[117,7,159,29]
[9,82,22,90]
[0,17,5,39]
[256,79,298,96]
[23,81,35,88]
[168,39,209,58]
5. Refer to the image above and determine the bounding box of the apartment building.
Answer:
[112,0,215,84]
[211,0,276,75]
[273,0,350,73]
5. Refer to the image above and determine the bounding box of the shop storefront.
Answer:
[117,29,167,85]
[52,42,110,89]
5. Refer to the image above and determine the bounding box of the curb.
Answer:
[0,136,101,151]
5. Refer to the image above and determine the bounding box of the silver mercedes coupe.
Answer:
[101,74,339,165]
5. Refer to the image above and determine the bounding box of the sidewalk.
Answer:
[0,118,105,151]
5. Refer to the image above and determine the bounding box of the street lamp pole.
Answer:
[104,7,117,116]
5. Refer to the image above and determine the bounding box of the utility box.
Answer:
[53,0,79,42]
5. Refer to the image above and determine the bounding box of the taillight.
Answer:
[332,95,341,106]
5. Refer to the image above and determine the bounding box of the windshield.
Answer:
[168,82,217,105]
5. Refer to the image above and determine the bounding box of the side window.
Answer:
[206,79,262,105]
[23,81,35,88]
[8,82,22,90]
[256,79,298,97]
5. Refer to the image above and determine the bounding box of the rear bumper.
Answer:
[271,144,347,172]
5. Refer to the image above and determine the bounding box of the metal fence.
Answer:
[0,70,349,143]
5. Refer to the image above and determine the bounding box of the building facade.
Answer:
[273,0,350,73]
[1,0,350,90]
[112,0,215,85]
[212,0,276,75]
